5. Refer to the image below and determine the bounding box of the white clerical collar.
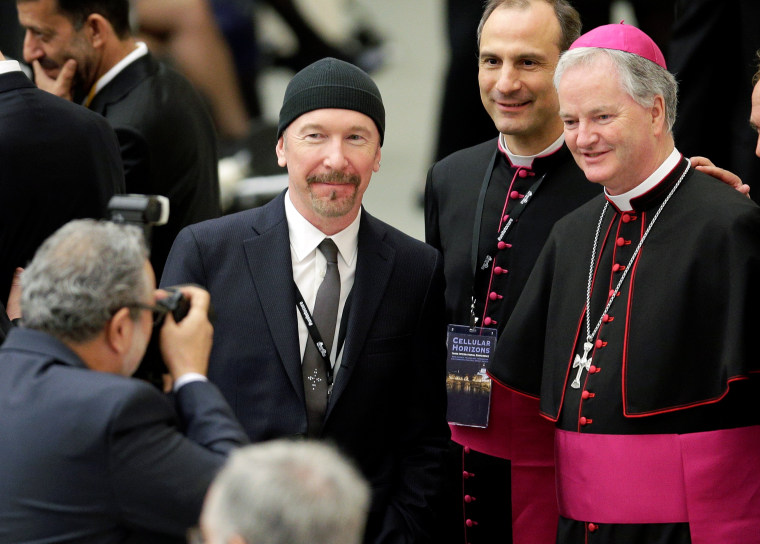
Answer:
[498,132,565,168]
[84,41,148,106]
[0,59,22,75]
[605,148,682,212]
[284,190,360,267]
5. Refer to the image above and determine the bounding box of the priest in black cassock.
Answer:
[488,23,760,544]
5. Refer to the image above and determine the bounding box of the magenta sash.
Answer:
[556,426,760,543]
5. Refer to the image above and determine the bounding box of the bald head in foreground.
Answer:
[199,440,370,544]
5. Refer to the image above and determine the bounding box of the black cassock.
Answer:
[426,138,598,544]
[489,155,760,543]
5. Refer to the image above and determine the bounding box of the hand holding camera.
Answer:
[158,285,214,381]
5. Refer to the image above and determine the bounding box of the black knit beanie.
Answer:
[277,57,385,145]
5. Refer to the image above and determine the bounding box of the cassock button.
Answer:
[464,495,476,503]
[589,365,597,374]
[510,190,524,199]
[502,214,510,223]
[489,292,503,301]
[493,266,507,275]
[588,523,599,533]
[608,289,617,298]
[616,237,627,247]
[622,213,631,223]
[582,390,593,400]
[463,471,474,479]
[518,169,529,178]
[612,263,625,272]
[465,519,479,527]
[497,241,512,250]
[483,317,497,326]
[464,446,471,454]
[594,339,607,349]
[579,417,588,425]
[602,314,614,323]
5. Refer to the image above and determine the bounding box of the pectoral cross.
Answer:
[571,341,593,389]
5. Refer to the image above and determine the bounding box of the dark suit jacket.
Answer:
[161,193,450,544]
[0,70,124,304]
[0,327,248,543]
[88,52,220,280]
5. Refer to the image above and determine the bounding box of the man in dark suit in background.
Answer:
[161,57,449,544]
[669,0,760,200]
[16,0,220,280]
[0,219,248,543]
[0,49,124,309]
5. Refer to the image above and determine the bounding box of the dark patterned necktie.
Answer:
[302,239,340,437]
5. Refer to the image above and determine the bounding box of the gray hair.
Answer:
[477,0,581,53]
[21,219,150,343]
[554,47,678,132]
[203,440,370,544]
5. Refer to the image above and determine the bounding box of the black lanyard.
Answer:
[468,149,547,323]
[294,285,352,389]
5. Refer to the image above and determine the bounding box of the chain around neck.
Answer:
[583,159,691,344]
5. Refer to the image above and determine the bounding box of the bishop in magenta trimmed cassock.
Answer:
[488,23,760,543]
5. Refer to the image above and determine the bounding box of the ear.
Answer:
[373,146,381,173]
[105,307,134,355]
[83,13,110,49]
[276,136,287,167]
[651,94,667,136]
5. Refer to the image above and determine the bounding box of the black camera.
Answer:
[155,287,191,324]
[155,285,215,326]
[107,194,173,387]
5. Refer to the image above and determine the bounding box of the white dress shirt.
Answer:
[0,59,22,75]
[285,190,360,376]
[84,41,148,106]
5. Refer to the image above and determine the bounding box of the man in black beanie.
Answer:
[162,58,449,544]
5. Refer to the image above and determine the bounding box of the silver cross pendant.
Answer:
[307,369,323,391]
[571,341,593,389]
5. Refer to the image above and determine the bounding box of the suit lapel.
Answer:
[327,212,395,413]
[87,54,157,113]
[243,195,304,403]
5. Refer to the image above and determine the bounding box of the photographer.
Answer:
[0,219,248,543]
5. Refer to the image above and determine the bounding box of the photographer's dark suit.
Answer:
[88,52,220,280]
[161,192,450,544]
[0,68,124,305]
[0,328,249,543]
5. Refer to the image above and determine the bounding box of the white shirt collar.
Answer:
[284,190,361,266]
[498,132,565,168]
[85,41,148,104]
[0,59,22,75]
[605,148,682,212]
